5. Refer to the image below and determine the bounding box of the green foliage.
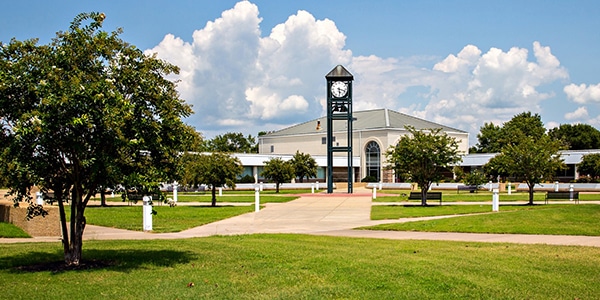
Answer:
[290,150,318,183]
[484,135,565,204]
[206,132,257,153]
[578,153,600,178]
[237,174,255,184]
[463,169,487,187]
[386,126,462,205]
[472,122,503,153]
[261,157,294,193]
[0,12,193,265]
[548,123,600,150]
[188,152,243,206]
[472,112,546,153]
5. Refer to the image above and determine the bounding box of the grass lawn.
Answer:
[83,205,255,233]
[100,194,299,203]
[367,204,600,236]
[0,222,30,238]
[371,203,547,220]
[373,191,600,202]
[1,235,599,299]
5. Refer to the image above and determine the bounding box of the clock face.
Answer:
[331,81,348,98]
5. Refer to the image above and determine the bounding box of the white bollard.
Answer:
[372,187,377,200]
[569,184,574,201]
[492,188,499,212]
[173,181,178,204]
[554,181,559,192]
[143,196,152,231]
[111,191,115,198]
[36,192,43,205]
[316,181,320,191]
[508,182,512,195]
[378,182,382,190]
[219,187,222,196]
[311,183,315,194]
[489,181,493,191]
[259,182,263,192]
[254,186,260,212]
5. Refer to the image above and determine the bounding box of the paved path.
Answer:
[3,192,600,247]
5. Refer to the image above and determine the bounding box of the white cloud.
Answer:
[565,106,589,120]
[564,83,600,104]
[144,1,577,143]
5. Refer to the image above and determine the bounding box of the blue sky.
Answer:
[2,1,600,145]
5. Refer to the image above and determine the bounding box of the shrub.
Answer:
[361,176,378,183]
[237,174,255,184]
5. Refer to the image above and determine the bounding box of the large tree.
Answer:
[386,126,462,206]
[0,13,193,266]
[290,150,318,183]
[577,153,600,179]
[261,157,294,193]
[193,152,243,207]
[472,112,546,153]
[207,132,257,153]
[484,135,565,205]
[548,123,600,150]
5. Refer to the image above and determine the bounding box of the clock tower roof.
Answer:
[325,65,353,81]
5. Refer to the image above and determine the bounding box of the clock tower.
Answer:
[325,65,354,193]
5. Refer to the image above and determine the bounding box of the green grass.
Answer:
[374,191,600,202]
[371,204,545,220]
[0,222,31,238]
[1,235,599,299]
[83,206,255,233]
[367,204,600,236]
[100,194,299,203]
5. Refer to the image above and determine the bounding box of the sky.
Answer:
[2,0,600,146]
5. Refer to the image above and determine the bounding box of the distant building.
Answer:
[257,108,469,182]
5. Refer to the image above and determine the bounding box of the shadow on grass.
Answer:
[3,248,197,274]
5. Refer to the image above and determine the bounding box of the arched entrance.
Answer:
[365,141,381,181]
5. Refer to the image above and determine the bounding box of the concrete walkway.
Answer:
[3,192,600,247]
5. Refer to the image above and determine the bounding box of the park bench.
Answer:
[408,192,442,205]
[122,193,163,206]
[457,185,478,193]
[545,191,579,204]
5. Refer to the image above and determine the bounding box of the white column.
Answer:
[569,184,574,201]
[311,183,315,194]
[173,181,178,204]
[219,187,222,196]
[554,181,559,192]
[492,189,499,212]
[254,186,260,212]
[372,187,377,200]
[36,192,43,205]
[507,182,512,195]
[143,196,152,231]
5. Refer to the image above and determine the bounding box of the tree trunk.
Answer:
[64,187,86,266]
[420,182,431,206]
[299,177,304,183]
[100,189,107,207]
[528,183,535,205]
[276,182,280,193]
[211,186,217,207]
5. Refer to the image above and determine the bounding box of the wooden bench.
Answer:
[545,191,579,204]
[408,192,442,205]
[122,193,163,205]
[457,185,478,193]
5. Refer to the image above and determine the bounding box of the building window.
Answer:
[322,137,326,144]
[270,145,274,153]
[365,141,381,181]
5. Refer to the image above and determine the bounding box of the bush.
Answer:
[361,176,378,183]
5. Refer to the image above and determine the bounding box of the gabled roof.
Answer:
[262,108,467,137]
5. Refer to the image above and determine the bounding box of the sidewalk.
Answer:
[3,191,600,247]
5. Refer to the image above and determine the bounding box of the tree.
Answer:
[484,135,565,205]
[0,13,193,266]
[290,151,318,183]
[261,157,294,193]
[577,153,600,179]
[463,170,487,190]
[193,152,243,207]
[207,132,257,153]
[548,124,600,150]
[472,112,546,153]
[386,126,462,206]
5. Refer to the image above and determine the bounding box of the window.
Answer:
[365,141,381,181]
[270,145,274,153]
[322,137,326,144]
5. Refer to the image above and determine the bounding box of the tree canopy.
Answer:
[206,132,257,153]
[472,112,546,153]
[290,151,318,183]
[0,13,194,265]
[548,124,600,150]
[261,157,294,193]
[190,152,243,206]
[386,126,462,205]
[577,153,600,179]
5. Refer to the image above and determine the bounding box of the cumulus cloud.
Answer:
[565,106,589,120]
[564,83,600,104]
[144,1,579,143]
